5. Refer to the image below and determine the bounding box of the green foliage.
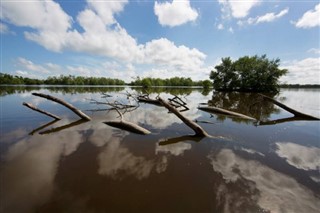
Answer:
[210,55,288,92]
[0,73,125,85]
[130,77,205,87]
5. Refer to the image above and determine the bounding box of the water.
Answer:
[1,86,319,213]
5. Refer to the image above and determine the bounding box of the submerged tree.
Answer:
[210,55,287,92]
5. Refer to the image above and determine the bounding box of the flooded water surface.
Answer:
[1,86,319,213]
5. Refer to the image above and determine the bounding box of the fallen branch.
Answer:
[103,108,151,135]
[32,93,91,121]
[23,102,61,120]
[104,120,151,135]
[158,97,209,137]
[198,106,256,121]
[259,94,320,120]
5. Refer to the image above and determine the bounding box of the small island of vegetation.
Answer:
[210,55,288,92]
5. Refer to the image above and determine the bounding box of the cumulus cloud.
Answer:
[218,0,261,19]
[154,0,198,27]
[295,3,320,28]
[280,57,320,84]
[1,0,207,79]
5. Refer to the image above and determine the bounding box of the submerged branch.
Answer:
[198,106,257,121]
[29,119,59,135]
[32,92,91,120]
[39,119,88,135]
[23,102,61,120]
[104,120,151,135]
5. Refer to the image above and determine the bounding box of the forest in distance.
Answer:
[1,72,319,89]
[0,73,212,88]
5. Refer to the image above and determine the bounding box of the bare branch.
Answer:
[23,102,61,120]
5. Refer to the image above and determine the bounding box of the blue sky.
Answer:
[1,0,319,84]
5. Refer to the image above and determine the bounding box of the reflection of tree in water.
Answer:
[132,87,196,96]
[0,86,126,96]
[208,92,280,122]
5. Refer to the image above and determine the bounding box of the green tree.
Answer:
[210,55,287,92]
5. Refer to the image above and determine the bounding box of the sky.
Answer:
[0,0,319,84]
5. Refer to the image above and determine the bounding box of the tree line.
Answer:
[0,73,211,88]
[0,73,125,85]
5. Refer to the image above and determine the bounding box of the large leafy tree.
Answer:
[210,55,287,92]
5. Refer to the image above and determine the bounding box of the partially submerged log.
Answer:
[103,108,151,135]
[158,97,209,137]
[198,106,257,121]
[23,102,61,120]
[259,94,320,120]
[103,120,151,135]
[32,93,91,120]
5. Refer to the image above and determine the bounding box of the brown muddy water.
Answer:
[0,86,319,213]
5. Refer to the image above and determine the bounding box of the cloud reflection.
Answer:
[208,149,320,213]
[276,142,320,171]
[1,130,85,213]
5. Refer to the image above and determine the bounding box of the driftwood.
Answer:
[198,106,257,121]
[159,135,204,146]
[158,97,209,137]
[32,93,91,120]
[259,94,320,120]
[23,102,61,120]
[103,109,151,135]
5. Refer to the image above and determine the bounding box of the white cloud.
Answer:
[295,3,320,28]
[308,48,320,54]
[280,57,320,84]
[256,8,288,23]
[154,0,198,27]
[217,23,224,30]
[276,142,320,171]
[1,0,207,79]
[0,0,72,51]
[16,57,51,74]
[219,0,261,19]
[238,8,289,26]
[0,22,10,34]
[87,0,128,25]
